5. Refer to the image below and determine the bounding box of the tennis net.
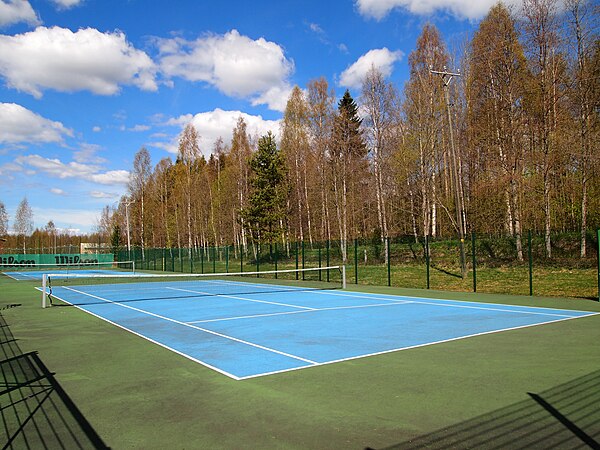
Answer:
[41,265,346,308]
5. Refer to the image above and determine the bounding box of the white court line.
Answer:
[236,313,599,380]
[215,280,592,319]
[42,288,243,380]
[186,301,415,324]
[165,286,317,311]
[61,286,319,366]
[3,271,38,280]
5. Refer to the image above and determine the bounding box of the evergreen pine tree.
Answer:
[241,132,288,244]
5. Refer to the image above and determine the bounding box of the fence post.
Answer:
[295,241,299,280]
[240,244,244,274]
[472,232,477,293]
[256,243,260,278]
[274,242,278,279]
[425,235,430,289]
[318,246,322,281]
[226,245,229,273]
[528,230,533,296]
[326,240,330,282]
[387,237,391,287]
[199,246,203,274]
[213,246,216,273]
[597,229,599,301]
[302,240,305,281]
[354,238,358,284]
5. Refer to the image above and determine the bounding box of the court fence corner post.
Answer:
[342,265,346,289]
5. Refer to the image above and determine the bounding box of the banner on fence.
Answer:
[0,254,114,268]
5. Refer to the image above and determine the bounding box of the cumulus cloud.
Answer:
[14,154,130,185]
[339,48,403,89]
[0,26,158,98]
[0,103,73,145]
[155,108,280,156]
[0,0,39,28]
[50,188,66,195]
[355,0,523,20]
[157,30,294,111]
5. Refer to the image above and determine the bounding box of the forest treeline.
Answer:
[99,1,600,262]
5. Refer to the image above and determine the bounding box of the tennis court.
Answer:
[39,271,597,380]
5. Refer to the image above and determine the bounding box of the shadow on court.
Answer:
[0,312,110,449]
[369,370,600,450]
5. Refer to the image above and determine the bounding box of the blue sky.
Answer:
[0,0,519,234]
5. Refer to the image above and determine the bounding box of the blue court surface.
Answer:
[3,269,135,281]
[43,279,597,380]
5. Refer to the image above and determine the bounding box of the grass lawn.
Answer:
[1,274,599,448]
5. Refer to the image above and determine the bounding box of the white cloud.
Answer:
[355,0,523,20]
[32,206,101,231]
[14,154,130,186]
[50,0,83,9]
[92,126,101,132]
[157,29,294,111]
[156,108,280,157]
[0,103,73,145]
[0,0,39,28]
[73,143,106,164]
[90,190,118,199]
[89,170,129,185]
[0,26,158,98]
[129,124,150,132]
[339,48,403,89]
[50,187,66,195]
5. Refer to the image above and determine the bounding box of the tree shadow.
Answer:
[368,370,600,449]
[0,313,110,449]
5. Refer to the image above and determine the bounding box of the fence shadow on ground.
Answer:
[369,370,600,449]
[0,312,109,449]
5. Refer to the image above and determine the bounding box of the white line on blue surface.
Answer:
[165,286,317,310]
[186,300,415,324]
[61,285,319,366]
[236,313,597,380]
[216,280,591,318]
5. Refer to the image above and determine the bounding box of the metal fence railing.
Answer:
[115,230,599,300]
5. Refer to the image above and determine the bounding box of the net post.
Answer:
[341,265,346,289]
[42,274,47,308]
[132,260,136,275]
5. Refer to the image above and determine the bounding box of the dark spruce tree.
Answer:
[335,89,366,159]
[241,132,288,245]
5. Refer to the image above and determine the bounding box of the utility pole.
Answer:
[430,66,467,278]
